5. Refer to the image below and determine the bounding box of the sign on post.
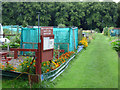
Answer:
[40,27,54,62]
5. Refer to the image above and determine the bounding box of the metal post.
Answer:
[37,12,40,43]
[36,12,41,81]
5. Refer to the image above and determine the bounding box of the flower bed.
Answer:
[1,51,75,78]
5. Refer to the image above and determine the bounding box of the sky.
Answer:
[99,0,120,3]
[112,0,120,2]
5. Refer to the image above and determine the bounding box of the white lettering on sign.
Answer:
[43,37,54,50]
[43,33,51,35]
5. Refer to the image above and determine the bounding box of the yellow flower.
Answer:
[43,63,46,66]
[27,66,29,68]
[19,60,21,62]
[33,60,35,62]
[23,63,24,64]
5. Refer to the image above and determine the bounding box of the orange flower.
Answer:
[14,67,17,69]
[51,67,53,69]
[33,65,36,67]
[7,62,10,64]
[19,64,21,65]
[55,60,57,62]
[47,69,49,72]
[2,65,4,67]
[30,62,33,65]
[26,56,29,58]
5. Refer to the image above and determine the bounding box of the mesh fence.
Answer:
[3,25,22,34]
[110,29,120,36]
[20,27,78,53]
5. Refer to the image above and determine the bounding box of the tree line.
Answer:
[2,2,120,32]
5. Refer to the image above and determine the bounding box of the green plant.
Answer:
[9,43,20,48]
[94,28,100,33]
[111,40,120,52]
[22,21,28,27]
[3,62,16,71]
[19,57,36,74]
[58,24,66,28]
[0,43,8,48]
[3,29,11,34]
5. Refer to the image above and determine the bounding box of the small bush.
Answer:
[111,40,120,52]
[58,24,66,28]
[94,28,100,33]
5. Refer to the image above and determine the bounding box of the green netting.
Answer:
[20,27,78,53]
[110,29,120,36]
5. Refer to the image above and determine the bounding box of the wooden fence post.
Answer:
[58,45,60,58]
[68,43,69,52]
[17,25,19,34]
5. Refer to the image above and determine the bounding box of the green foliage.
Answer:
[94,28,100,33]
[19,57,36,74]
[0,44,8,48]
[111,40,120,52]
[103,27,109,36]
[58,23,66,28]
[116,2,120,27]
[9,43,20,48]
[3,29,11,34]
[2,2,119,32]
[3,63,16,71]
[103,27,114,36]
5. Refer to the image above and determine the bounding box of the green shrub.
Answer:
[58,24,66,28]
[111,40,120,52]
[94,28,100,33]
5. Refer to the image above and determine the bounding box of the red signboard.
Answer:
[40,27,53,36]
[40,27,54,62]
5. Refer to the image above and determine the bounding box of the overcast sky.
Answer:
[99,0,120,3]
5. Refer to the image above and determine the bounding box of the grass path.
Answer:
[54,33,118,88]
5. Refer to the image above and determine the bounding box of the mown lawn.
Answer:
[54,33,118,88]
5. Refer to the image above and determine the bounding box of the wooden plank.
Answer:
[0,52,8,56]
[22,42,38,44]
[68,43,69,52]
[10,48,38,52]
[0,34,16,36]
